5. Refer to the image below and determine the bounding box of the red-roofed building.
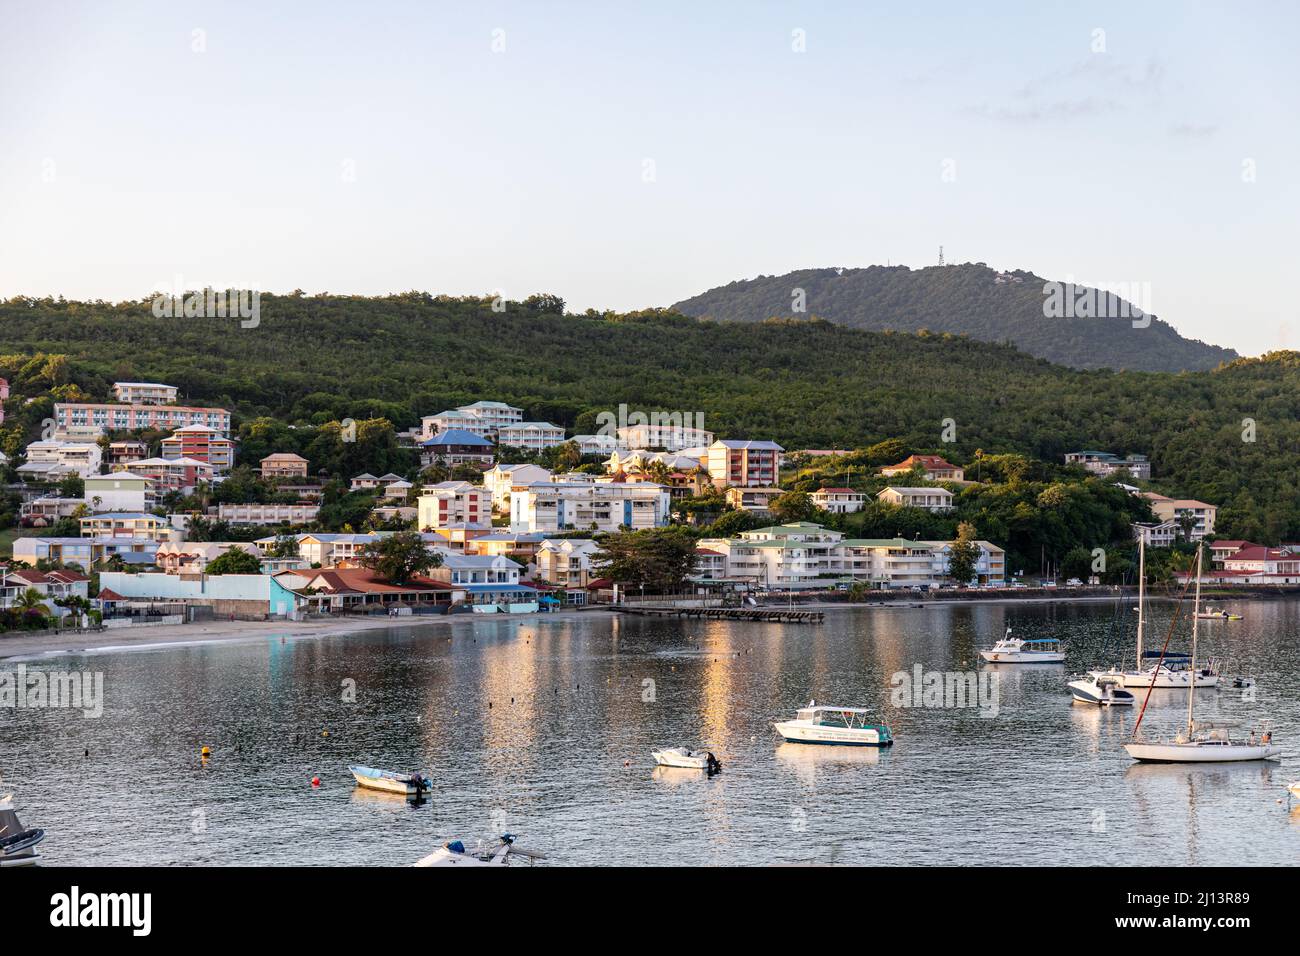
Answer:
[277,567,460,613]
[880,455,964,481]
[694,546,726,580]
[1223,547,1300,575]
[1,567,91,611]
[1208,540,1260,568]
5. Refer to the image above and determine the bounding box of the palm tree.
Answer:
[14,587,48,614]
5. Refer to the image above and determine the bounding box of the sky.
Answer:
[1,1,1297,356]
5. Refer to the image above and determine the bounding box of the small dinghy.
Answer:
[1195,607,1242,621]
[349,765,432,798]
[652,747,721,772]
[1232,676,1256,689]
[0,793,44,867]
[413,834,545,867]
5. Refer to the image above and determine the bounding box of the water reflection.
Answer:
[1,597,1296,865]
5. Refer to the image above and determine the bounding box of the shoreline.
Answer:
[0,588,1264,662]
[0,609,615,662]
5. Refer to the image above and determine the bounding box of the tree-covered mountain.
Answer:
[671,263,1237,372]
[0,293,1295,541]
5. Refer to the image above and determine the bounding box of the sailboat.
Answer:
[1124,550,1280,763]
[1090,538,1218,689]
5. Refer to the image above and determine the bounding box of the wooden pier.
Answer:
[615,605,823,624]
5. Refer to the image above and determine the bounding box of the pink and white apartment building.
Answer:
[417,481,490,530]
[54,401,231,440]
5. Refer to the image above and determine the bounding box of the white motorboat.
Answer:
[349,765,432,798]
[773,701,894,747]
[0,792,44,867]
[651,747,721,772]
[1091,540,1218,688]
[1125,551,1281,764]
[979,628,1065,663]
[413,834,544,867]
[1068,672,1135,706]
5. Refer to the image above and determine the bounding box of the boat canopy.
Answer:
[1143,651,1190,659]
[1019,638,1060,645]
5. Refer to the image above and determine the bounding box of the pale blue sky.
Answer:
[1,1,1297,355]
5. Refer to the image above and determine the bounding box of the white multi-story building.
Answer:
[84,474,154,512]
[510,481,670,533]
[417,481,490,530]
[420,401,524,439]
[253,532,386,567]
[707,440,782,487]
[496,421,568,451]
[615,423,714,452]
[571,434,627,456]
[811,488,866,514]
[698,522,1005,590]
[1066,451,1152,480]
[216,502,320,525]
[113,381,179,405]
[533,538,601,588]
[17,440,103,479]
[1140,492,1216,541]
[483,464,553,511]
[876,486,955,512]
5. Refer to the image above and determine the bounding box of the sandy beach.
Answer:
[0,608,617,661]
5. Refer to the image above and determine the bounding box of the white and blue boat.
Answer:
[979,628,1065,663]
[349,765,433,798]
[773,701,894,747]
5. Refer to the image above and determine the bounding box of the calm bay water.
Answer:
[2,598,1298,866]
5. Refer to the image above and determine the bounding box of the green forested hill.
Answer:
[672,263,1237,373]
[0,293,1296,540]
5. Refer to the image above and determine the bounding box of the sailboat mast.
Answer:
[1187,548,1202,736]
[1136,537,1145,667]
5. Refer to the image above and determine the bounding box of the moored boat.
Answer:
[349,765,432,798]
[651,747,721,772]
[1125,550,1280,764]
[413,834,544,867]
[979,628,1065,663]
[1068,672,1135,706]
[0,792,44,867]
[773,701,893,747]
[1195,607,1242,621]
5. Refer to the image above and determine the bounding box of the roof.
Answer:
[96,588,126,601]
[1225,547,1293,562]
[422,429,494,447]
[883,454,960,471]
[813,487,860,495]
[295,568,454,595]
[114,381,174,389]
[460,400,521,411]
[711,439,784,450]
[878,486,954,496]
[261,452,308,462]
[80,512,162,521]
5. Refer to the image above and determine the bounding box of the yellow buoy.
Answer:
[321,730,329,737]
[200,746,211,758]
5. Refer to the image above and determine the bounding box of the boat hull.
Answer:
[980,651,1065,663]
[1067,679,1134,706]
[1116,670,1218,689]
[349,766,429,796]
[773,721,893,746]
[652,749,710,769]
[1124,742,1282,763]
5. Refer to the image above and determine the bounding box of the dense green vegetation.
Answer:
[672,263,1236,372]
[1,292,1297,547]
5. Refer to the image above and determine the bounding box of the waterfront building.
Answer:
[533,538,601,589]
